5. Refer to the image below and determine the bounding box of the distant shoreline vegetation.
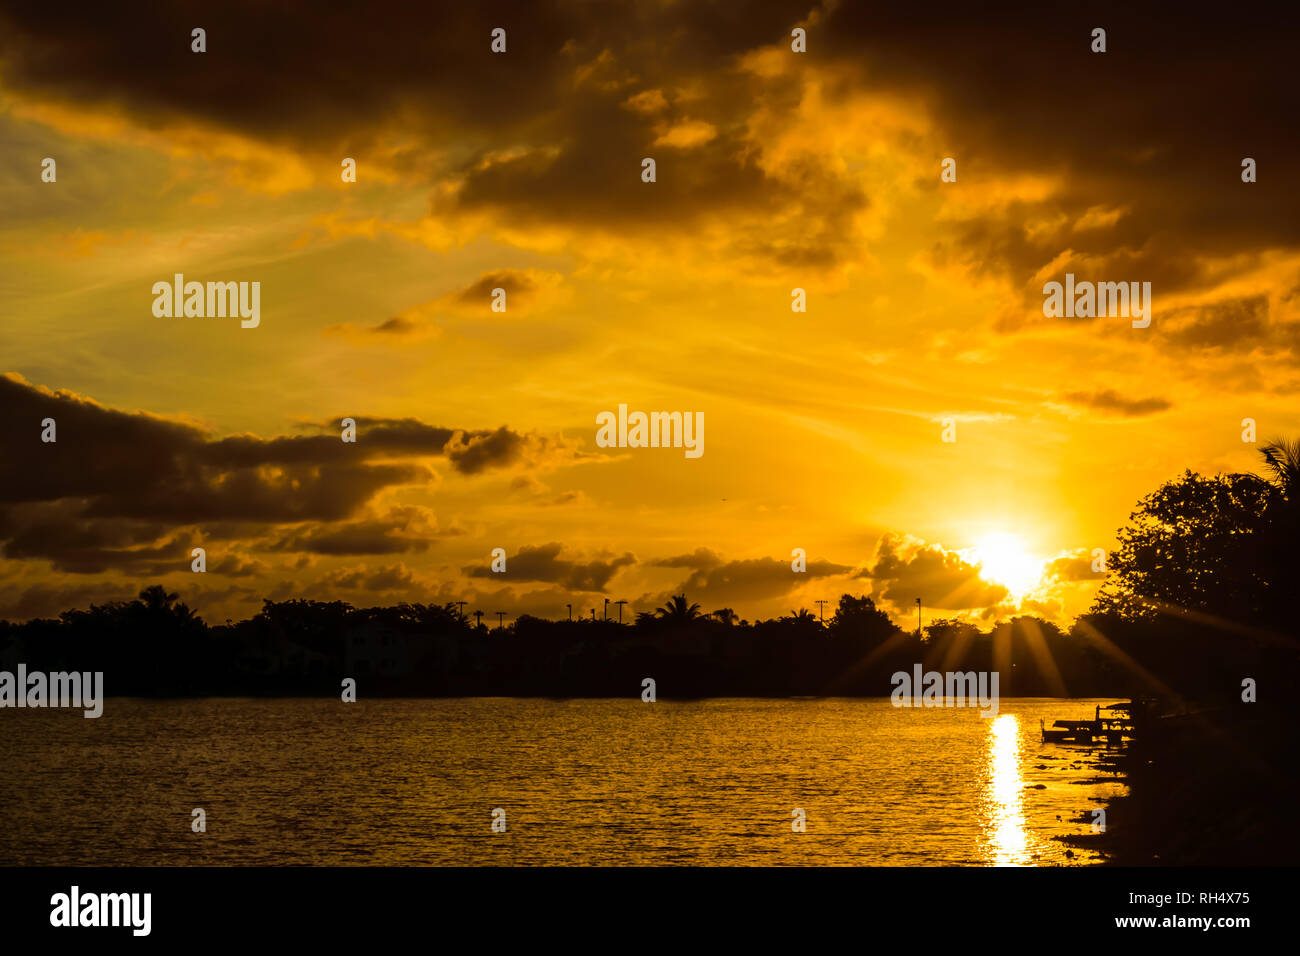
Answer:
[3,441,1300,702]
[0,585,1277,701]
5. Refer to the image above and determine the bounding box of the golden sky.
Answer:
[2,2,1297,627]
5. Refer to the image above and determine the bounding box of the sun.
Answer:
[971,532,1043,598]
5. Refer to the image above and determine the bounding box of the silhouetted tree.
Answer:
[138,585,178,613]
[1093,470,1276,622]
[829,594,895,643]
[655,594,702,623]
[1258,437,1300,496]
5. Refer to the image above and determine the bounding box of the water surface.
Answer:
[0,697,1126,865]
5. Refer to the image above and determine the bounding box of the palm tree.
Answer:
[1258,437,1300,497]
[138,585,178,612]
[1256,437,1300,626]
[711,608,739,626]
[788,608,818,625]
[655,594,702,622]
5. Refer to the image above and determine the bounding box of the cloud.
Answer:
[210,553,270,577]
[286,562,419,595]
[1161,295,1270,352]
[463,542,635,592]
[1045,549,1107,583]
[653,548,724,570]
[1062,389,1172,418]
[450,268,565,313]
[653,553,855,608]
[652,119,717,149]
[0,1,873,272]
[507,475,590,507]
[868,532,1007,610]
[0,502,186,574]
[622,89,669,115]
[5,2,1299,291]
[0,374,581,570]
[271,505,452,556]
[323,315,438,343]
[817,5,1300,289]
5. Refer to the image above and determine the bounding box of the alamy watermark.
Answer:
[50,886,150,936]
[152,273,260,328]
[596,404,703,458]
[891,665,1000,717]
[0,665,103,717]
[1042,273,1151,328]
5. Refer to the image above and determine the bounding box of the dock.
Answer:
[1040,702,1135,745]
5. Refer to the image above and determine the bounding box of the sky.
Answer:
[1,1,1298,628]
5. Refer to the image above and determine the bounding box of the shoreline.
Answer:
[1065,700,1297,866]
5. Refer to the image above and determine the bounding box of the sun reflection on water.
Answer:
[987,713,1030,865]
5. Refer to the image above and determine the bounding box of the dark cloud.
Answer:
[296,563,418,594]
[456,270,537,304]
[463,542,635,592]
[0,1,868,267]
[272,506,451,556]
[323,316,423,339]
[209,554,269,577]
[653,548,724,570]
[821,4,1300,252]
[809,5,1300,303]
[0,2,597,148]
[352,564,416,592]
[0,500,184,574]
[443,426,526,475]
[0,0,810,147]
[1062,389,1171,418]
[449,118,812,234]
[868,533,1007,610]
[0,375,566,571]
[4,3,1296,283]
[656,554,854,608]
[1161,295,1271,352]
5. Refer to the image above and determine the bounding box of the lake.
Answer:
[0,697,1127,865]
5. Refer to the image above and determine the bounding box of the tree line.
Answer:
[3,441,1299,701]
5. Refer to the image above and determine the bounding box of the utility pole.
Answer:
[603,598,610,621]
[916,598,922,638]
[454,601,467,623]
[814,600,828,624]
[590,608,596,621]
[473,609,484,629]
[566,603,572,621]
[614,600,628,623]
[495,611,506,630]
